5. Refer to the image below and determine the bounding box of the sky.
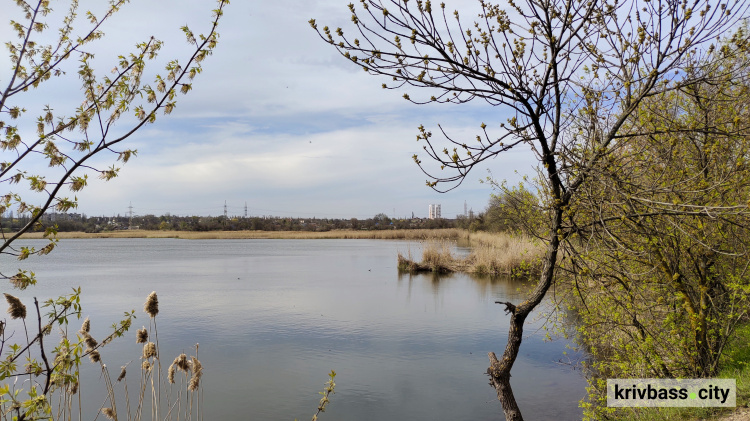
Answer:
[1,0,540,220]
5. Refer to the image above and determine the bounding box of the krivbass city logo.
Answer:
[607,379,736,407]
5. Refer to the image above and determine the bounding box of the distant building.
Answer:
[42,212,82,222]
[428,204,441,219]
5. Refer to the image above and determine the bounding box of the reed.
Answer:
[465,232,544,276]
[0,291,204,421]
[397,231,544,276]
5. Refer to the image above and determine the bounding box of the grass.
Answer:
[397,231,545,276]
[610,322,750,421]
[19,228,466,240]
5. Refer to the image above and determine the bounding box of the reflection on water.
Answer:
[2,238,586,420]
[397,271,530,303]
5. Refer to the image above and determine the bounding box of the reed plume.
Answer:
[117,366,127,382]
[136,327,148,343]
[188,357,202,391]
[144,291,159,317]
[168,353,189,384]
[142,342,157,359]
[168,363,176,384]
[83,332,98,349]
[174,353,189,372]
[4,294,26,319]
[80,317,90,333]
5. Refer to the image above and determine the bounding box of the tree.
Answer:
[0,1,228,419]
[0,0,226,286]
[373,212,392,226]
[483,182,542,235]
[557,32,750,417]
[312,0,747,419]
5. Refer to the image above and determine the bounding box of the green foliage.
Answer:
[554,28,750,419]
[481,180,546,236]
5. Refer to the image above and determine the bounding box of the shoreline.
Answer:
[17,228,465,240]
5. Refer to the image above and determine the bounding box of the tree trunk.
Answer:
[487,207,563,420]
[488,353,523,421]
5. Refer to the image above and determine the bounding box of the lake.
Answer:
[4,238,586,420]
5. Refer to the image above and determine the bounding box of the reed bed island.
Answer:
[397,231,544,277]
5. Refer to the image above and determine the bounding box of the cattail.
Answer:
[69,381,78,395]
[188,356,202,391]
[144,291,158,317]
[102,407,116,420]
[142,361,151,371]
[83,332,97,349]
[136,327,148,343]
[142,342,156,359]
[4,294,26,319]
[117,366,127,382]
[80,317,90,333]
[89,350,101,363]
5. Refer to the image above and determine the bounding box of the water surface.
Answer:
[4,238,586,420]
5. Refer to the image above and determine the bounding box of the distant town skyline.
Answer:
[28,201,472,220]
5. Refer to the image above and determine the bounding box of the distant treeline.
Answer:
[1,196,524,234]
[2,211,466,233]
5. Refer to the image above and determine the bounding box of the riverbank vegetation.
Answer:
[549,30,750,420]
[608,323,750,421]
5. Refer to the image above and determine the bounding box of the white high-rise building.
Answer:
[428,204,441,219]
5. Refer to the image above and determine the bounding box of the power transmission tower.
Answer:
[244,202,248,218]
[464,201,467,217]
[224,201,228,219]
[128,202,133,230]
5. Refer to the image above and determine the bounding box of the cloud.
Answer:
[2,0,539,219]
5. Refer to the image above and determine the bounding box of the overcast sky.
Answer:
[1,0,539,219]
